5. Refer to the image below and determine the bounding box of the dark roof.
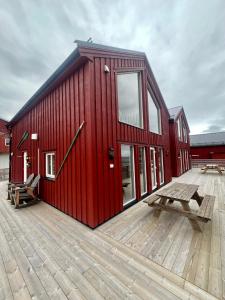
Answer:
[75,40,145,56]
[190,131,225,146]
[168,106,182,120]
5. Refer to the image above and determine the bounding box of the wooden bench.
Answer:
[197,194,215,222]
[143,194,161,206]
[144,191,215,232]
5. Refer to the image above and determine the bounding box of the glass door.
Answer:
[150,147,157,190]
[159,148,164,185]
[186,150,189,170]
[180,150,183,174]
[121,145,136,206]
[139,147,147,195]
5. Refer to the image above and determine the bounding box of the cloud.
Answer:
[0,0,224,134]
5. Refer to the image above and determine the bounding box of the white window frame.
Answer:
[183,123,188,143]
[121,144,136,206]
[45,152,55,179]
[139,147,147,195]
[5,137,10,146]
[150,147,157,190]
[117,71,143,129]
[177,118,182,141]
[148,89,162,135]
[159,148,164,185]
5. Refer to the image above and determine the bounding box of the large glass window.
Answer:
[139,147,147,195]
[148,90,161,134]
[117,72,143,128]
[183,122,188,143]
[177,118,182,141]
[121,145,135,205]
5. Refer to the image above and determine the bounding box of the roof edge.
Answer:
[75,40,145,57]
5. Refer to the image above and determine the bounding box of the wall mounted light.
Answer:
[108,147,115,160]
[31,133,38,140]
[104,65,110,73]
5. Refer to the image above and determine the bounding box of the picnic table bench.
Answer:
[201,164,224,175]
[144,182,215,231]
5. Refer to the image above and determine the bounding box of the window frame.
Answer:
[5,137,10,146]
[147,88,162,135]
[45,152,55,179]
[121,144,136,206]
[177,118,182,141]
[139,147,147,196]
[183,120,188,143]
[116,70,143,129]
[159,148,164,185]
[150,146,157,190]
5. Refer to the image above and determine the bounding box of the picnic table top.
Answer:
[205,164,219,168]
[156,182,199,202]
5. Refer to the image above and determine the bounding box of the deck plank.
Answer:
[0,169,221,300]
[98,169,223,299]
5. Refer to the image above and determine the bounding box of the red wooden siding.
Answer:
[10,63,97,228]
[91,56,171,225]
[10,45,173,228]
[191,145,225,159]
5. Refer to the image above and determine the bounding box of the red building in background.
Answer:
[0,119,9,174]
[169,106,191,177]
[8,41,188,228]
[190,132,225,159]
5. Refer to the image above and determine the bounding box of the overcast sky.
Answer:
[0,0,225,134]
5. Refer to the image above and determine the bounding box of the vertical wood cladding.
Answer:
[92,56,172,226]
[10,52,172,228]
[190,145,225,159]
[10,63,96,227]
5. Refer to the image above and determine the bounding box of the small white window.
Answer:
[5,138,10,146]
[45,152,55,178]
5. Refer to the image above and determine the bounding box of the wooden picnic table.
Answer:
[201,164,224,175]
[144,182,215,231]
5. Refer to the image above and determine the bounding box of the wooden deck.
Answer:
[0,170,221,300]
[99,169,225,299]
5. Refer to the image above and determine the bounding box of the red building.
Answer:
[190,132,225,159]
[0,119,9,171]
[169,106,191,177]
[8,41,186,228]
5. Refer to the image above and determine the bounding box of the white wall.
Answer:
[0,153,9,169]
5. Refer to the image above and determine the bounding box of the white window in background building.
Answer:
[117,72,143,128]
[45,152,55,178]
